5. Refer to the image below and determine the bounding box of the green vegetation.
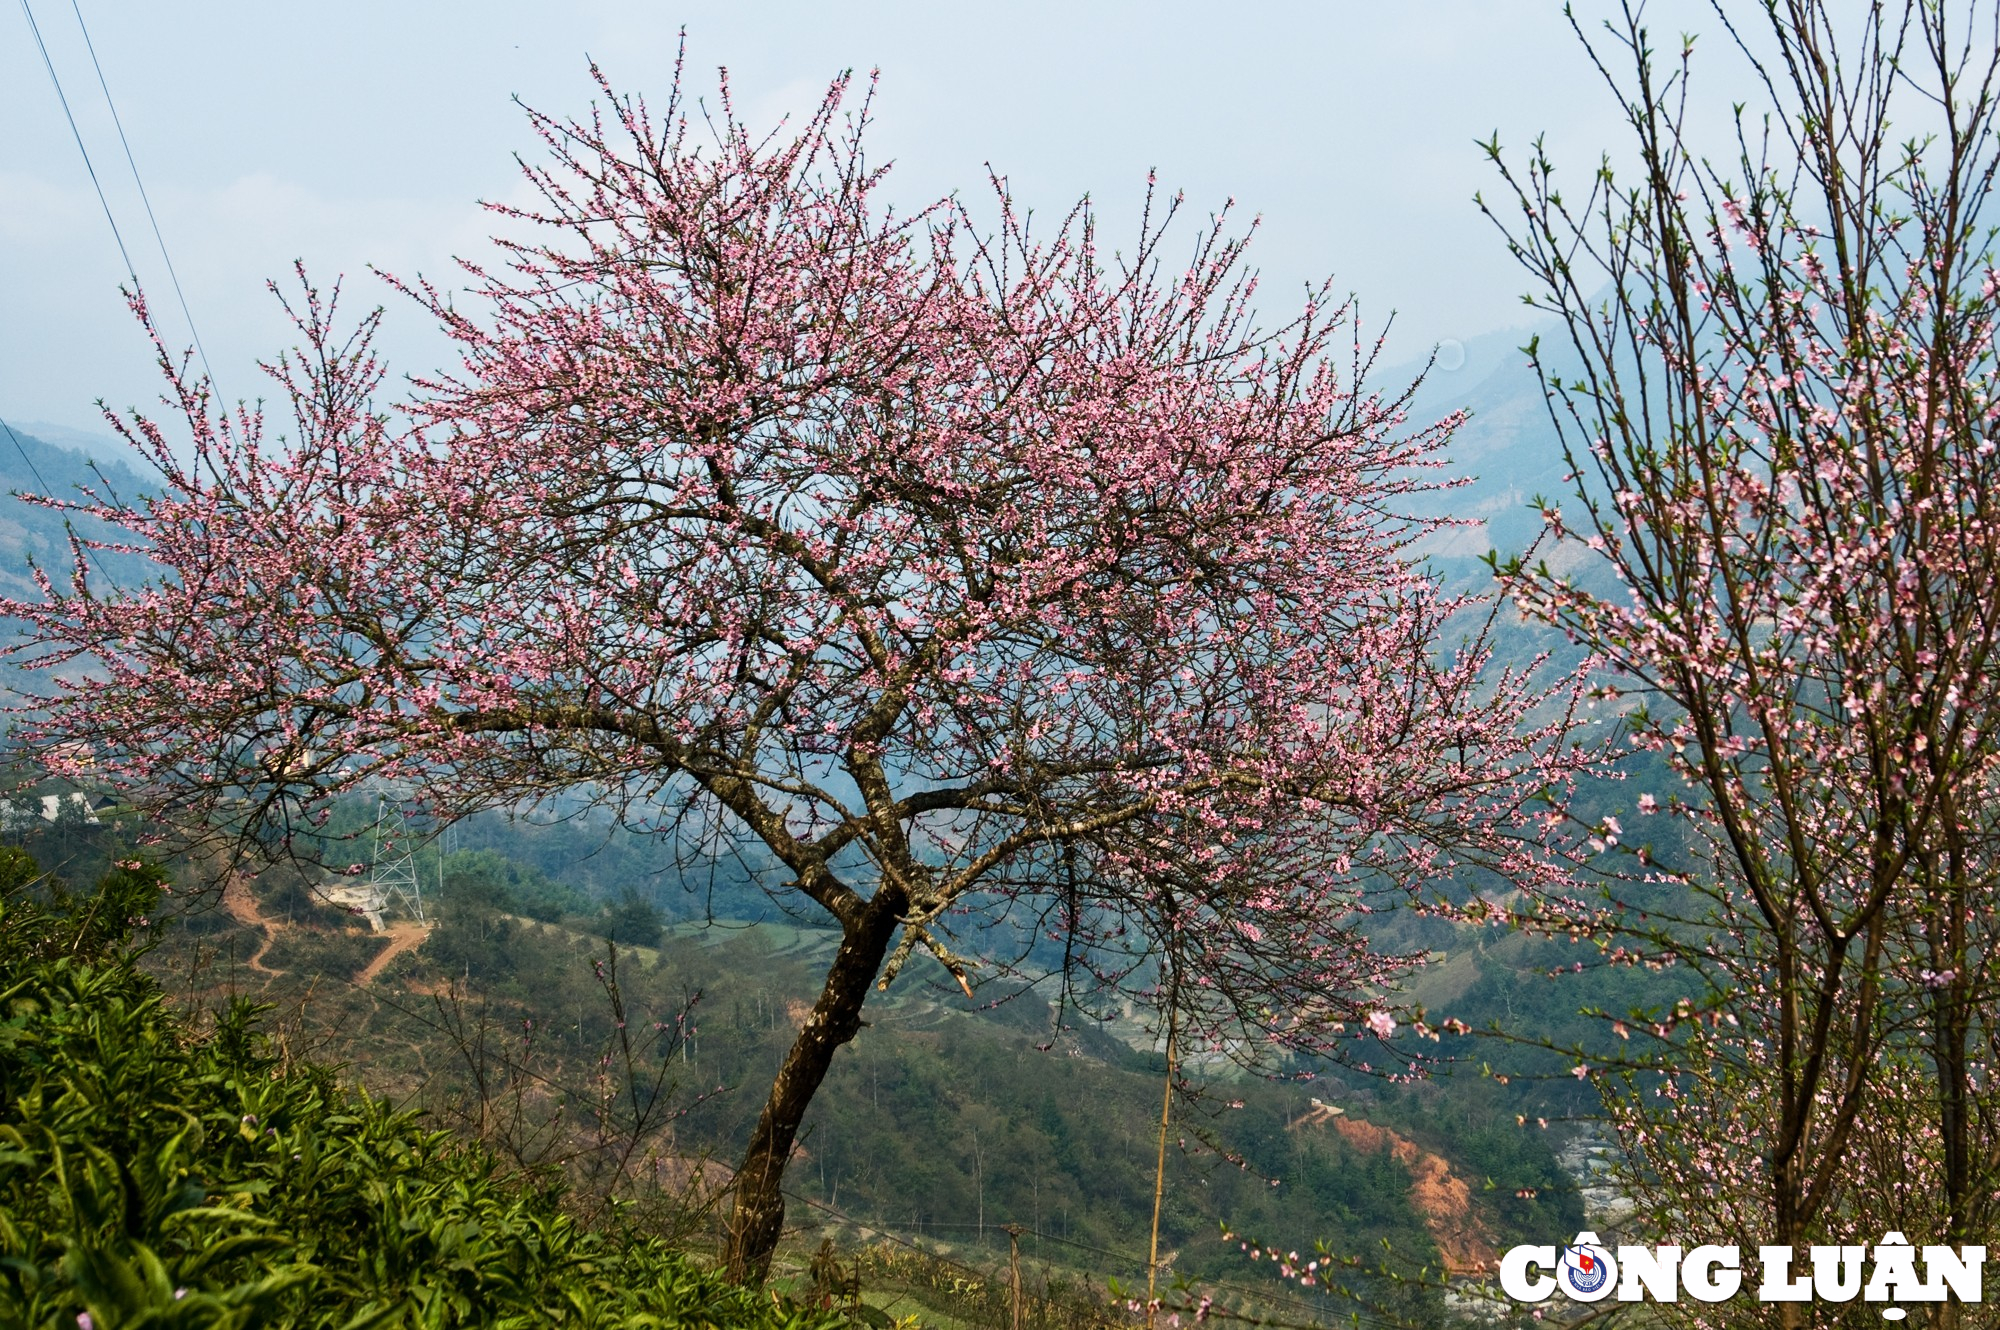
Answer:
[186,865,1584,1309]
[0,847,844,1330]
[2,788,1600,1328]
[438,850,589,925]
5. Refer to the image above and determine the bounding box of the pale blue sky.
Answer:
[2,1,1723,434]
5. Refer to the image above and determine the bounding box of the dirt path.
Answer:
[221,880,281,976]
[357,920,431,986]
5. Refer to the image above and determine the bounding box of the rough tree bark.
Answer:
[723,886,903,1283]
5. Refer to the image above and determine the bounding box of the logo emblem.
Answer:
[1558,1234,1617,1301]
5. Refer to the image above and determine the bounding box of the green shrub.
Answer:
[597,890,665,949]
[0,852,839,1330]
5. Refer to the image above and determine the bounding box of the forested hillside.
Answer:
[137,829,1587,1303]
[0,789,1604,1329]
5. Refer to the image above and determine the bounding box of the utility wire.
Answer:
[12,0,201,587]
[10,0,135,525]
[66,0,218,392]
[0,415,59,506]
[17,0,139,285]
[0,412,120,592]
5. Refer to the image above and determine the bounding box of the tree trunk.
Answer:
[722,896,901,1284]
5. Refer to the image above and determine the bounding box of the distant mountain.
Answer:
[0,418,159,658]
[8,419,143,473]
[1376,323,1579,569]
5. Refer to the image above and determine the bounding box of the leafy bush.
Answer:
[440,850,586,925]
[0,851,839,1330]
[597,890,665,949]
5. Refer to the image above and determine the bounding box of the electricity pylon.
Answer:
[370,794,425,922]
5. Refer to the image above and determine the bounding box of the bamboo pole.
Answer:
[1008,1224,1024,1330]
[1145,985,1178,1330]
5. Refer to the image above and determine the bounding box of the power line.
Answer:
[3,0,145,589]
[0,413,133,603]
[12,1,165,582]
[65,0,218,391]
[0,413,123,594]
[0,415,59,504]
[17,0,139,285]
[12,0,214,581]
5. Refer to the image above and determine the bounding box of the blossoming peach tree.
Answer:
[7,63,1588,1282]
[1483,3,2000,1322]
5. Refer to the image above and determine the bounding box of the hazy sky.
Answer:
[2,2,1723,436]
